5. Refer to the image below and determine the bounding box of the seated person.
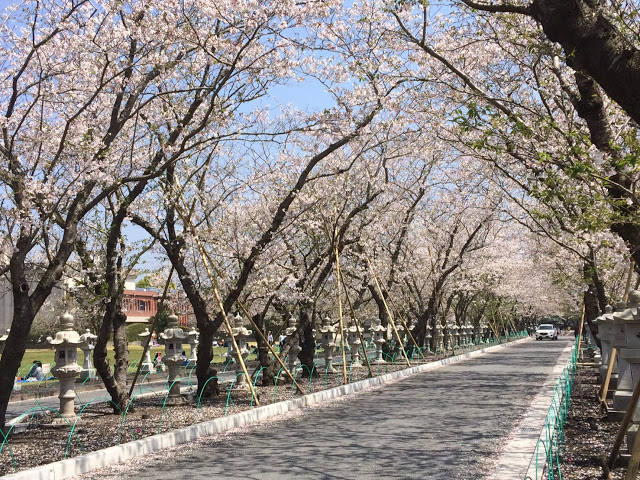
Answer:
[26,361,45,381]
[153,352,164,372]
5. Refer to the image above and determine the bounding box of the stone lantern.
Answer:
[592,315,602,366]
[598,306,616,384]
[482,324,490,343]
[0,329,8,355]
[614,291,640,451]
[345,321,363,368]
[78,329,97,381]
[225,329,235,364]
[465,322,473,345]
[613,296,640,413]
[317,316,338,374]
[444,324,453,350]
[610,301,627,406]
[477,323,485,344]
[284,316,301,374]
[425,323,432,352]
[434,323,443,352]
[369,318,387,364]
[137,328,155,373]
[453,324,460,348]
[187,328,198,367]
[394,321,406,362]
[159,314,187,404]
[230,313,252,389]
[47,313,82,423]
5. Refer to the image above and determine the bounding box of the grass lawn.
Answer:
[13,345,240,379]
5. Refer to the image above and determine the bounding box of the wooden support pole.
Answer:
[174,195,259,406]
[600,348,618,406]
[608,365,640,472]
[192,237,291,388]
[508,316,518,335]
[236,301,305,396]
[379,283,426,361]
[365,256,411,367]
[334,247,349,384]
[625,416,640,479]
[603,260,637,476]
[249,315,288,379]
[210,284,260,406]
[129,267,175,397]
[487,321,500,340]
[335,253,374,378]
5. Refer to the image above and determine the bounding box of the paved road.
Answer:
[103,337,572,480]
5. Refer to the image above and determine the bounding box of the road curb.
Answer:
[4,338,528,480]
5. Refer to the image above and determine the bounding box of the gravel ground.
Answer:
[0,361,413,477]
[556,353,627,480]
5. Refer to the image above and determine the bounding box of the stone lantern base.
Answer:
[372,343,386,364]
[164,363,189,406]
[78,369,96,382]
[231,373,251,390]
[350,347,363,368]
[52,374,80,425]
[323,346,338,374]
[140,361,155,374]
[164,393,189,406]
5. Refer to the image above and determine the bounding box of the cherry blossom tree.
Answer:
[0,0,199,427]
[385,1,638,335]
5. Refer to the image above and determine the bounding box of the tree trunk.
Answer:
[94,309,131,413]
[112,309,129,389]
[298,307,316,377]
[583,262,602,350]
[0,291,35,430]
[414,293,437,349]
[0,229,81,429]
[196,321,215,396]
[532,0,640,126]
[253,313,275,386]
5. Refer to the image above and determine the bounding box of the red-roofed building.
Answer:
[123,289,192,326]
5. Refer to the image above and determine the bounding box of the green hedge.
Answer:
[126,323,150,343]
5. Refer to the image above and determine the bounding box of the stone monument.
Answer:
[230,313,252,389]
[159,314,187,404]
[187,327,198,367]
[47,313,82,424]
[284,316,301,374]
[138,328,155,373]
[369,318,387,364]
[317,316,338,374]
[78,328,97,381]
